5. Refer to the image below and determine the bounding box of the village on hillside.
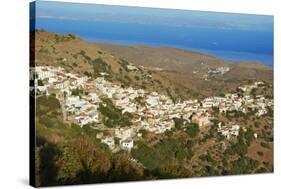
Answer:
[31,65,273,153]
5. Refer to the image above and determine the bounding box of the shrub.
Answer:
[173,117,184,129]
[185,123,199,138]
[71,88,83,96]
[132,138,193,170]
[257,151,264,156]
[225,139,248,156]
[245,128,255,145]
[98,99,132,128]
[230,157,259,174]
[37,80,44,86]
[260,142,270,148]
[118,59,129,72]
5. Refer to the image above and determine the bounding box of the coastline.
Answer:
[83,36,273,69]
[32,28,273,69]
[35,17,273,68]
[32,29,273,69]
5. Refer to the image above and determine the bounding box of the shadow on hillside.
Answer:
[36,136,61,187]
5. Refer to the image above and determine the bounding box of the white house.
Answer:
[120,138,134,151]
[101,136,115,150]
[192,113,212,127]
[65,96,80,106]
[115,127,135,140]
[88,92,100,103]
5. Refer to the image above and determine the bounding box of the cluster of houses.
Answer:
[217,122,240,139]
[207,66,230,75]
[217,122,259,140]
[201,81,273,117]
[238,81,265,93]
[32,66,89,96]
[96,127,136,152]
[32,65,273,151]
[202,66,230,80]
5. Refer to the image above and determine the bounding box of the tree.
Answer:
[186,123,199,138]
[71,88,83,96]
[245,128,255,145]
[173,117,184,129]
[139,129,148,137]
[37,79,44,86]
[107,153,144,182]
[250,88,257,98]
[226,139,248,156]
[98,99,133,128]
[212,106,219,113]
[236,87,244,97]
[230,157,259,174]
[37,143,61,186]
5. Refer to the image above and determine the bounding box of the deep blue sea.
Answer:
[35,18,273,68]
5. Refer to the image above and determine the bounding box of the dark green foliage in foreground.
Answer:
[34,95,271,186]
[225,138,248,156]
[172,118,199,137]
[35,96,144,187]
[36,95,61,116]
[230,156,259,174]
[149,162,191,179]
[198,153,221,176]
[36,142,61,186]
[225,130,250,156]
[266,107,273,117]
[185,123,200,138]
[245,128,255,145]
[132,139,193,170]
[35,136,144,187]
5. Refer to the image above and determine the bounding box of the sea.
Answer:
[35,18,274,68]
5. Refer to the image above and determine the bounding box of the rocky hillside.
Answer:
[31,30,273,99]
[95,43,273,97]
[32,30,273,187]
[31,30,204,101]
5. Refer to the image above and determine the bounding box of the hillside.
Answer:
[95,43,273,97]
[32,30,273,99]
[31,30,205,101]
[31,30,273,187]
